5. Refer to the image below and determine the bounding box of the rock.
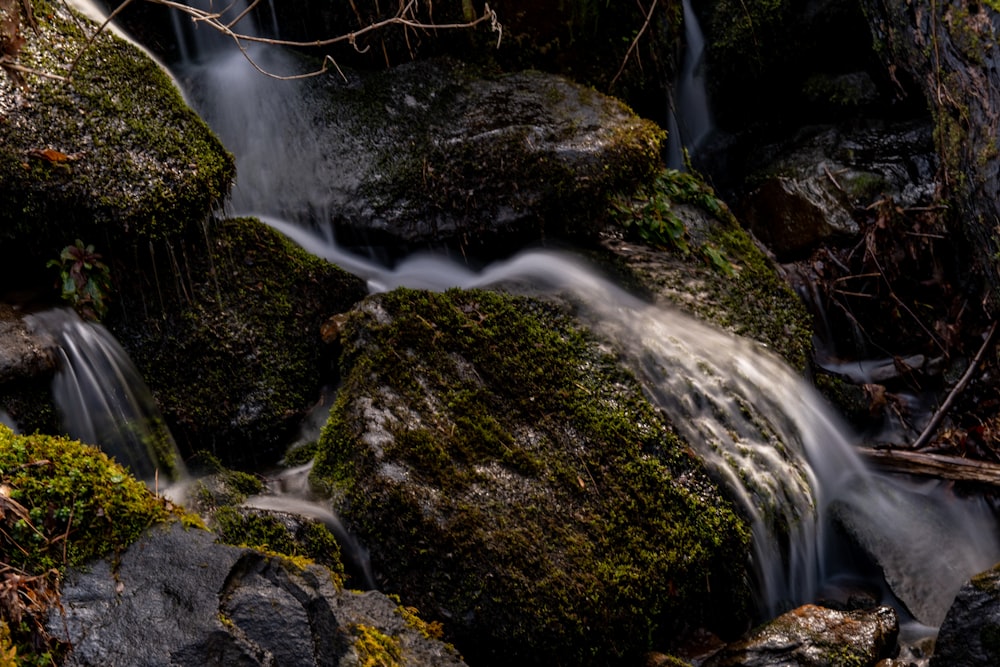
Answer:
[739,121,937,260]
[0,304,56,385]
[0,0,233,290]
[861,0,1000,314]
[186,56,663,257]
[51,522,466,667]
[107,217,367,468]
[702,604,899,667]
[932,563,1000,667]
[314,287,752,666]
[742,175,857,259]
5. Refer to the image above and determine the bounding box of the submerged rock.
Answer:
[702,603,898,667]
[313,287,752,666]
[52,522,465,667]
[932,563,1000,667]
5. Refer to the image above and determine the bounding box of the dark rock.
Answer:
[51,522,466,667]
[703,604,899,667]
[932,563,1000,667]
[861,0,1000,314]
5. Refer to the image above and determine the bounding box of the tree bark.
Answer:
[859,447,1000,486]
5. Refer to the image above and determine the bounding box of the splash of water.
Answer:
[26,309,186,484]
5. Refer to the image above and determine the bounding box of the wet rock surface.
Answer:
[703,603,899,667]
[932,563,1000,667]
[51,522,466,667]
[0,304,56,385]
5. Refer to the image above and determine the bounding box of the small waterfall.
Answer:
[171,0,338,233]
[26,309,186,484]
[260,223,1000,621]
[667,0,714,169]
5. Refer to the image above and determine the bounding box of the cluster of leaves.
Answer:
[0,426,169,659]
[611,168,735,274]
[47,239,111,321]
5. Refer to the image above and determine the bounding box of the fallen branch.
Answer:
[859,447,1000,487]
[912,320,998,450]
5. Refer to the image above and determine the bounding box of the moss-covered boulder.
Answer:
[313,287,752,666]
[0,0,233,291]
[104,217,367,467]
[188,56,663,257]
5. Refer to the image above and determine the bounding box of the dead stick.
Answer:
[912,321,998,450]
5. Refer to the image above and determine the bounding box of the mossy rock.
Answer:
[107,216,368,467]
[0,0,234,291]
[313,287,752,666]
[605,168,813,371]
[0,424,170,660]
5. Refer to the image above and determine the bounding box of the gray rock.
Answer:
[0,304,56,386]
[703,604,899,667]
[50,522,466,666]
[932,563,1000,667]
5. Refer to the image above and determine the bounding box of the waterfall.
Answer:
[667,0,714,169]
[258,223,1000,622]
[26,309,186,485]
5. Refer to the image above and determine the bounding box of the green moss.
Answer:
[0,425,171,661]
[0,0,234,282]
[109,216,367,466]
[314,288,752,665]
[212,506,346,580]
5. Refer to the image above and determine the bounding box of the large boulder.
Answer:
[182,54,664,258]
[932,563,1000,667]
[312,287,752,666]
[106,217,367,467]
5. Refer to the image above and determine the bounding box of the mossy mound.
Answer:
[0,0,233,289]
[107,217,367,467]
[313,288,752,666]
[0,424,170,660]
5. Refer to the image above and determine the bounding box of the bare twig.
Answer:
[69,0,501,81]
[0,56,69,81]
[913,321,998,450]
[610,0,658,90]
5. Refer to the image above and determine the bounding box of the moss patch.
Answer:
[108,216,367,466]
[314,288,751,666]
[0,424,170,660]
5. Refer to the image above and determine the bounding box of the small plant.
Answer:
[47,239,111,321]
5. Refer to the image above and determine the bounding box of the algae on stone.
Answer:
[313,287,752,666]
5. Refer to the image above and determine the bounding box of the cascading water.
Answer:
[111,0,1000,631]
[25,309,186,484]
[256,225,1000,622]
[667,0,714,169]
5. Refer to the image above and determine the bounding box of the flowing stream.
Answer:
[666,0,714,169]
[70,0,1000,631]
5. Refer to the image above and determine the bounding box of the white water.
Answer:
[26,309,187,484]
[254,222,1000,621]
[667,0,714,169]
